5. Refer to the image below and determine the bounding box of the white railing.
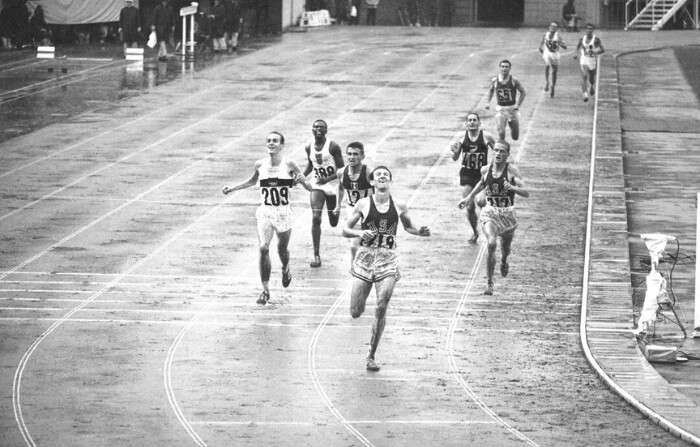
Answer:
[694,192,700,338]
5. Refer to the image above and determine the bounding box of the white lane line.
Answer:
[0,59,125,104]
[0,318,579,336]
[190,419,497,426]
[443,63,550,447]
[9,85,324,447]
[0,89,275,223]
[305,43,502,447]
[0,306,581,319]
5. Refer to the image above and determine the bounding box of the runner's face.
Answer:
[499,63,511,76]
[585,26,594,36]
[312,122,327,139]
[372,169,392,189]
[466,115,480,130]
[266,134,283,154]
[493,145,509,163]
[549,24,557,33]
[346,148,363,166]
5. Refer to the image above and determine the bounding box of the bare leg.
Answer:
[367,276,396,367]
[482,221,499,295]
[309,190,325,266]
[461,184,478,243]
[256,218,275,304]
[500,230,514,277]
[495,112,507,141]
[509,119,520,141]
[544,65,550,90]
[350,277,373,318]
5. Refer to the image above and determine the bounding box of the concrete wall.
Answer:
[291,0,620,29]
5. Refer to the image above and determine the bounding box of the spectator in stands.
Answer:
[365,0,379,25]
[152,0,173,61]
[349,0,359,25]
[119,0,140,56]
[563,0,579,31]
[210,0,227,54]
[30,5,52,47]
[195,10,213,54]
[225,0,241,52]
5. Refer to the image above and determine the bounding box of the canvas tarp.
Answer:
[26,0,139,25]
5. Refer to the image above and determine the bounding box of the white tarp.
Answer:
[634,233,675,335]
[26,0,138,25]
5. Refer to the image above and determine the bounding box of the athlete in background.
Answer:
[539,22,567,98]
[450,112,495,243]
[303,119,345,268]
[574,23,605,102]
[334,142,375,264]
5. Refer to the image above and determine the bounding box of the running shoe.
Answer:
[282,267,292,288]
[550,85,555,98]
[583,92,589,102]
[310,256,322,268]
[257,290,270,306]
[484,281,494,296]
[366,357,380,372]
[590,86,595,96]
[544,83,549,92]
[500,261,509,277]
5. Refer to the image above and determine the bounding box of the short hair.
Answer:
[372,165,392,180]
[499,59,511,67]
[312,119,328,128]
[549,22,558,28]
[346,141,365,155]
[268,131,284,144]
[494,140,510,152]
[466,112,480,121]
[585,23,595,29]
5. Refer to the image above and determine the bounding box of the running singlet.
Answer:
[580,34,600,58]
[484,163,515,208]
[494,76,517,106]
[460,130,489,176]
[311,139,338,186]
[360,196,399,249]
[258,158,294,207]
[544,31,560,52]
[342,164,374,206]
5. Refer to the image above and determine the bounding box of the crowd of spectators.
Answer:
[0,0,243,54]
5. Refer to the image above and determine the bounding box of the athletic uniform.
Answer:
[351,196,401,282]
[479,163,518,235]
[255,157,295,237]
[579,34,602,71]
[341,164,374,207]
[458,130,490,187]
[309,139,339,195]
[542,31,563,66]
[492,75,520,123]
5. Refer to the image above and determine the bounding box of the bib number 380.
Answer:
[262,186,289,206]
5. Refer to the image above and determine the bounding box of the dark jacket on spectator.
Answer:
[152,2,173,42]
[119,4,140,43]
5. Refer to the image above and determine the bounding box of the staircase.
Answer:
[625,0,688,30]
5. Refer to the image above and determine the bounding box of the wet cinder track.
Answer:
[1,27,698,447]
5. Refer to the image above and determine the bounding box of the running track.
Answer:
[0,27,695,447]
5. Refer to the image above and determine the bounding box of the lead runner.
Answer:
[343,165,430,371]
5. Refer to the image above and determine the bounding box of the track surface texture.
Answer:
[0,27,698,447]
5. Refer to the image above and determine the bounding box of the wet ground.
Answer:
[0,26,699,447]
[0,36,282,143]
